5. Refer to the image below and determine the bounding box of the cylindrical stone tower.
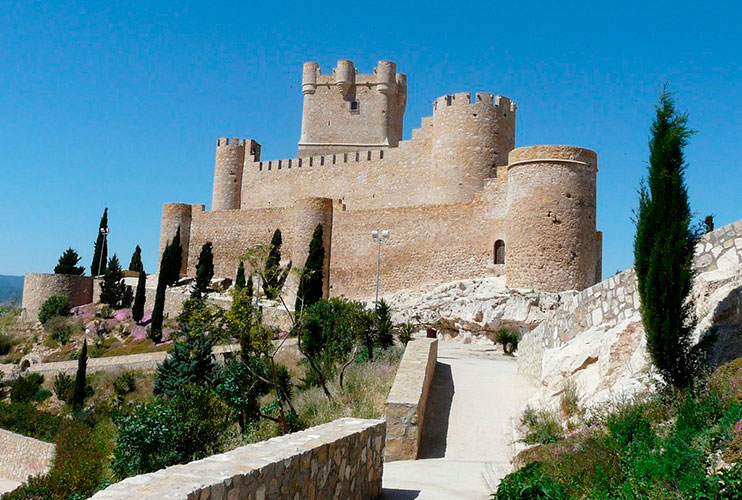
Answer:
[289,198,334,305]
[158,203,194,277]
[431,92,516,204]
[505,145,598,292]
[212,137,246,211]
[334,59,355,96]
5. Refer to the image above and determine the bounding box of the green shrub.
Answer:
[33,387,52,402]
[38,295,71,324]
[113,371,137,397]
[53,373,74,403]
[493,462,567,500]
[112,385,234,478]
[495,327,519,354]
[10,373,44,403]
[0,401,61,441]
[521,407,563,445]
[396,322,414,346]
[710,357,742,405]
[44,316,83,345]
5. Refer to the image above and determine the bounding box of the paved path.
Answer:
[382,342,536,500]
[0,479,21,496]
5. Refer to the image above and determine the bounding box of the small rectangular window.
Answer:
[350,100,360,113]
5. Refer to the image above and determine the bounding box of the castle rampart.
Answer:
[158,203,204,276]
[160,59,602,300]
[21,273,93,322]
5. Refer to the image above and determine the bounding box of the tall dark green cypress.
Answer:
[72,339,88,413]
[150,240,173,343]
[235,261,246,290]
[91,208,108,276]
[164,227,183,286]
[245,274,253,298]
[129,245,144,272]
[263,229,283,299]
[634,86,697,388]
[192,242,215,298]
[295,224,325,313]
[132,270,146,323]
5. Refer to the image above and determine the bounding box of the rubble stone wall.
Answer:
[21,273,93,322]
[88,418,385,500]
[385,338,438,461]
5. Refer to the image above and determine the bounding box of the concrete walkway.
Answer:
[382,342,536,500]
[0,479,21,496]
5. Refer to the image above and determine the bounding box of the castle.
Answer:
[158,60,602,301]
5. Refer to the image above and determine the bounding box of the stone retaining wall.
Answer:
[385,338,438,461]
[518,219,742,382]
[21,273,93,323]
[88,418,385,500]
[0,429,55,483]
[22,344,239,377]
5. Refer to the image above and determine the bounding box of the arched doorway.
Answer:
[494,240,505,264]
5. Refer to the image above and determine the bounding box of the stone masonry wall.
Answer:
[21,273,93,322]
[385,338,438,461]
[0,429,55,482]
[88,418,385,500]
[518,219,742,382]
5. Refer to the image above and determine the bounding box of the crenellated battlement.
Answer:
[252,149,386,172]
[432,92,517,117]
[217,137,247,147]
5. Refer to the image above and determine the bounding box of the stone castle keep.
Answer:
[159,60,602,299]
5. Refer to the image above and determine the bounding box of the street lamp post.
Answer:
[371,230,390,309]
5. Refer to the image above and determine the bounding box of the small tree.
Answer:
[154,330,219,396]
[100,255,126,308]
[263,229,290,299]
[295,224,325,314]
[54,248,85,275]
[246,274,253,298]
[132,270,146,323]
[373,299,395,351]
[235,261,246,290]
[634,86,697,388]
[703,214,715,234]
[128,245,144,272]
[38,296,71,324]
[149,276,166,344]
[90,208,108,276]
[192,242,215,299]
[164,227,183,286]
[72,339,88,413]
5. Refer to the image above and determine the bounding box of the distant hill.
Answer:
[0,275,23,305]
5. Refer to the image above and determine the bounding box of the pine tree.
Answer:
[129,245,144,272]
[192,242,215,299]
[54,248,85,275]
[634,86,697,389]
[132,270,146,323]
[91,208,108,276]
[295,224,325,314]
[154,332,218,396]
[72,339,88,413]
[100,254,126,308]
[235,261,246,290]
[263,229,284,299]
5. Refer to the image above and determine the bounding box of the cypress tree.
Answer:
[72,339,88,413]
[246,274,253,298]
[129,245,144,272]
[235,261,246,290]
[295,224,325,314]
[634,87,697,388]
[91,208,108,276]
[132,270,146,323]
[100,254,126,308]
[263,229,283,299]
[54,248,85,275]
[150,241,172,343]
[163,227,182,286]
[154,332,218,396]
[192,242,215,299]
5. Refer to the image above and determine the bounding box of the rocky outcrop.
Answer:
[520,219,742,410]
[387,277,572,344]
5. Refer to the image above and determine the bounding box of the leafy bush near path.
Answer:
[496,358,742,499]
[0,401,62,442]
[38,295,70,324]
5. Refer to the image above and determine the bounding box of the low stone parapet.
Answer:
[385,337,438,461]
[88,417,384,500]
[0,429,55,483]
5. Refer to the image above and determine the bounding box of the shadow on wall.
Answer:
[381,489,422,500]
[700,284,742,368]
[417,362,455,459]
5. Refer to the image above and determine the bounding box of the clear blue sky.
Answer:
[1,0,740,278]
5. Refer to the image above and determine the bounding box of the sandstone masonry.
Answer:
[0,429,55,484]
[160,60,603,300]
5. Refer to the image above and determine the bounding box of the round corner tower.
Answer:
[431,92,516,203]
[290,198,334,301]
[212,137,246,211]
[158,203,194,277]
[505,145,598,292]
